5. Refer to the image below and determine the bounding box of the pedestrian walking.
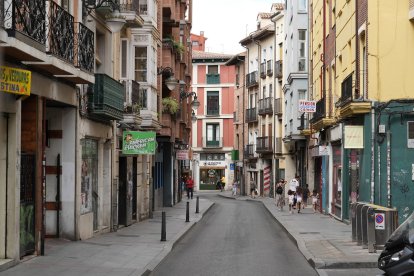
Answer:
[296,186,303,213]
[275,178,286,211]
[232,180,238,196]
[288,189,294,214]
[250,179,257,198]
[221,176,226,191]
[289,175,300,208]
[186,176,194,199]
[302,184,310,209]
[312,189,319,213]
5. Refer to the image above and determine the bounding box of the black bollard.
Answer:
[161,211,166,241]
[196,196,199,213]
[186,201,190,222]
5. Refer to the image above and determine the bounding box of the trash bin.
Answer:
[355,202,367,246]
[366,204,398,252]
[351,202,357,242]
[361,204,371,249]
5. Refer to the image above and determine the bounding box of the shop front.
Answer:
[199,161,226,190]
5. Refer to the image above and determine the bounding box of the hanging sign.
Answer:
[176,150,189,160]
[122,131,156,155]
[0,66,31,96]
[298,100,316,113]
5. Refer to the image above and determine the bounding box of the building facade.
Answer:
[191,50,235,191]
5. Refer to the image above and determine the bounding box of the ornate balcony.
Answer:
[88,74,125,122]
[275,60,283,79]
[258,97,273,115]
[337,74,371,119]
[266,60,273,76]
[310,97,335,131]
[260,62,266,79]
[256,136,273,153]
[119,0,144,27]
[246,71,258,88]
[206,74,220,84]
[202,137,223,148]
[245,107,258,123]
[298,113,311,136]
[74,22,94,73]
[244,144,256,159]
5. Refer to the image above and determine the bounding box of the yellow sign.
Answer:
[0,66,31,96]
[344,125,364,149]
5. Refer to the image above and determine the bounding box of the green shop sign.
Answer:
[122,131,156,155]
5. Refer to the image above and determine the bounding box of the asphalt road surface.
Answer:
[152,193,318,276]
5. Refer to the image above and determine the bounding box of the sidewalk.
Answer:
[219,191,380,272]
[0,196,214,276]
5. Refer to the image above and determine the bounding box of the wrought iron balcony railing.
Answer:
[206,74,220,84]
[245,107,258,123]
[246,71,258,88]
[202,137,223,148]
[119,0,140,14]
[206,105,220,116]
[337,74,353,107]
[244,144,255,159]
[311,98,326,122]
[256,136,273,153]
[298,113,309,130]
[260,62,266,79]
[46,1,74,63]
[275,60,283,79]
[74,22,94,73]
[267,60,273,76]
[4,0,47,46]
[274,98,283,116]
[88,74,125,122]
[258,97,273,115]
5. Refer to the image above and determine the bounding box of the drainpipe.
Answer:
[378,143,381,204]
[241,44,249,196]
[386,130,391,207]
[4,113,9,258]
[370,108,375,203]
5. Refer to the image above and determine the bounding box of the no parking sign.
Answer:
[375,213,385,230]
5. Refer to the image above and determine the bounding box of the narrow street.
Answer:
[152,194,317,276]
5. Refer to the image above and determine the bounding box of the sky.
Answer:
[192,0,282,55]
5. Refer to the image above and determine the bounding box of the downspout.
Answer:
[386,129,391,207]
[370,108,375,203]
[252,37,261,194]
[241,44,249,196]
[4,113,9,258]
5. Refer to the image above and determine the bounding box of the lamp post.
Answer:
[180,91,200,110]
[157,67,178,91]
[84,0,126,33]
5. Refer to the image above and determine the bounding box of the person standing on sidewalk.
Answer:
[312,189,319,213]
[186,176,194,199]
[296,186,303,213]
[289,175,300,208]
[275,179,286,210]
[288,190,295,214]
[232,179,238,196]
[250,178,257,198]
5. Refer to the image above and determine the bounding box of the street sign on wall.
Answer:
[0,66,31,96]
[298,100,316,113]
[122,131,156,155]
[176,150,189,160]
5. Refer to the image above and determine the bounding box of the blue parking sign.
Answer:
[230,163,235,170]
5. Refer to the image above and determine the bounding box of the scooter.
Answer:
[378,211,414,275]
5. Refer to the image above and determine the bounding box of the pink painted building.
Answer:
[191,50,236,190]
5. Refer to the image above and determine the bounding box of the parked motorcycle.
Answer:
[378,211,414,275]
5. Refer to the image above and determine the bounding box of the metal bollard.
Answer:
[186,201,190,222]
[196,196,199,214]
[161,211,166,241]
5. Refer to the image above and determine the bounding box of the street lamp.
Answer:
[180,91,200,110]
[157,67,178,91]
[84,0,126,33]
[191,110,197,122]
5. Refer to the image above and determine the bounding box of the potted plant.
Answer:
[162,97,179,114]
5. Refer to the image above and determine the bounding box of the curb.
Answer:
[140,201,215,275]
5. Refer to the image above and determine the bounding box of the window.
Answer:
[206,124,220,146]
[121,40,128,79]
[298,90,306,100]
[208,65,218,75]
[135,47,147,82]
[206,91,219,115]
[192,41,199,46]
[262,85,266,98]
[298,30,307,71]
[298,0,307,12]
[139,88,147,109]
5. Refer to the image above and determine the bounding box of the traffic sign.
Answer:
[375,213,385,230]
